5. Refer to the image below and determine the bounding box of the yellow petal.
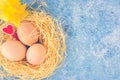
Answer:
[0,0,28,27]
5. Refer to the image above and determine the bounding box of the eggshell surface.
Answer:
[1,40,27,61]
[17,22,38,46]
[26,44,46,65]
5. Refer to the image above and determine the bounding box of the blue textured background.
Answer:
[43,0,120,80]
[42,0,120,80]
[3,0,120,80]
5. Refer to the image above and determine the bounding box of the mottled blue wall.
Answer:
[43,0,120,80]
[3,0,120,80]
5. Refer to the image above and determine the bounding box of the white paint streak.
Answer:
[102,27,120,48]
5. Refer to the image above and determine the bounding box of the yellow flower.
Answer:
[0,0,28,27]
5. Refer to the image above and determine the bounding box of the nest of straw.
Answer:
[0,11,66,79]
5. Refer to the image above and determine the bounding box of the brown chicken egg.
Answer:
[1,40,27,61]
[17,22,38,46]
[26,44,46,65]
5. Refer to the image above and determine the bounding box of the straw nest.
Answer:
[0,11,66,79]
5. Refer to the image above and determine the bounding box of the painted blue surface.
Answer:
[42,0,120,80]
[2,0,120,80]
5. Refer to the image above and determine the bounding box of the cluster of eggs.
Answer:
[1,22,46,65]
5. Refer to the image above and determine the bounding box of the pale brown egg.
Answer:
[1,40,27,61]
[17,22,38,46]
[26,44,46,65]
